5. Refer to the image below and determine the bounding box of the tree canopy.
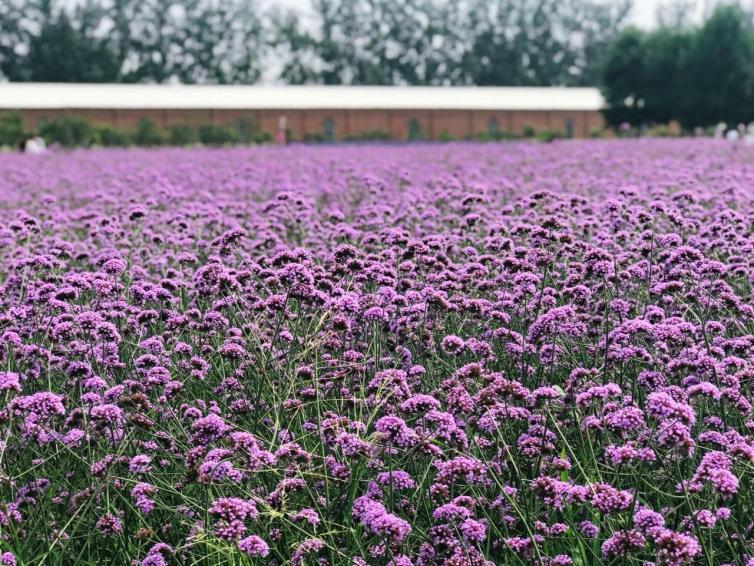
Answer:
[601,4,754,129]
[0,0,629,87]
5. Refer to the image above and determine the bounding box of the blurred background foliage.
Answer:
[0,0,627,86]
[1,0,754,130]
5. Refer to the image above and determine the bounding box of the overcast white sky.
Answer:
[265,0,704,29]
[631,0,698,26]
[57,0,725,29]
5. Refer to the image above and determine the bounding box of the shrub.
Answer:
[38,116,94,147]
[644,124,679,138]
[536,130,562,143]
[96,126,131,147]
[198,124,239,146]
[133,119,164,147]
[169,124,197,146]
[438,130,454,142]
[477,130,518,142]
[0,112,27,147]
[253,131,273,144]
[343,130,391,142]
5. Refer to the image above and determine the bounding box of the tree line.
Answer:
[601,3,754,130]
[0,0,628,87]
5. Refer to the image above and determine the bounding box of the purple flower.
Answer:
[0,373,21,393]
[601,529,646,558]
[96,513,123,535]
[440,335,465,355]
[460,518,486,543]
[353,496,411,542]
[238,535,270,558]
[209,497,258,539]
[128,454,152,474]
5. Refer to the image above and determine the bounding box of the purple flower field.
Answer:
[1,139,754,565]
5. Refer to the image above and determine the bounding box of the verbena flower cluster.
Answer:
[0,140,753,564]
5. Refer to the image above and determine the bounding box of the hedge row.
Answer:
[0,111,597,148]
[0,112,272,148]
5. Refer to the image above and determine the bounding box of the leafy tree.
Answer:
[1,0,265,84]
[0,0,55,80]
[575,0,633,86]
[2,0,631,88]
[119,0,264,84]
[641,28,691,124]
[598,28,646,127]
[177,0,264,84]
[275,0,466,86]
[678,4,754,128]
[26,13,120,82]
[457,0,630,87]
[0,0,119,82]
[460,0,530,86]
[601,25,691,128]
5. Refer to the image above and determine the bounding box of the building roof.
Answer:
[0,83,604,111]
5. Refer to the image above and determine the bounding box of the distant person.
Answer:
[26,136,47,154]
[19,136,47,154]
[276,116,288,145]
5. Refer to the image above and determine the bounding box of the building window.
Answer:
[488,117,500,138]
[408,117,422,140]
[323,117,335,142]
[565,117,574,138]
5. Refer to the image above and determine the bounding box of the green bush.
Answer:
[254,131,273,144]
[0,112,28,147]
[477,130,519,142]
[96,126,131,147]
[644,124,678,138]
[133,118,164,147]
[522,125,536,138]
[438,130,454,142]
[0,113,280,149]
[38,116,95,147]
[536,130,562,143]
[169,124,197,146]
[343,130,391,142]
[198,124,239,146]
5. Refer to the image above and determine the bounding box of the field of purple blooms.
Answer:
[0,139,753,565]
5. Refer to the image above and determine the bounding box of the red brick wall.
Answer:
[347,110,391,137]
[432,111,473,139]
[471,111,512,137]
[585,111,606,136]
[511,111,552,134]
[16,107,606,140]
